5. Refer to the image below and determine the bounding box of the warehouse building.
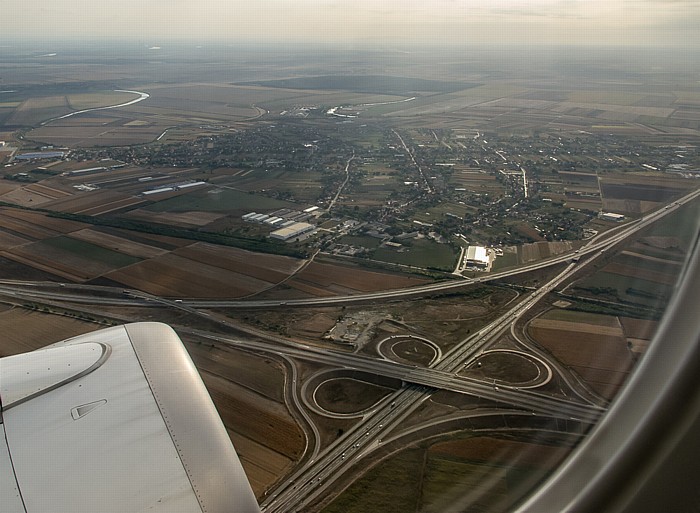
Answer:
[465,246,490,268]
[270,222,315,241]
[600,212,625,222]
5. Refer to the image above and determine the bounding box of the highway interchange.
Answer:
[0,188,698,511]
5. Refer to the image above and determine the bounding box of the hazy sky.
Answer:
[4,0,699,46]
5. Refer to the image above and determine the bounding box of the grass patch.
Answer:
[372,239,457,271]
[338,235,382,249]
[315,378,393,414]
[492,252,518,271]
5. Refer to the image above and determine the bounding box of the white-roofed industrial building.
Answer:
[465,246,490,268]
[270,222,315,241]
[600,212,625,222]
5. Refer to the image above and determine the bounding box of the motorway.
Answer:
[190,186,700,309]
[259,190,700,512]
[0,189,698,512]
[1,187,697,312]
[260,260,598,512]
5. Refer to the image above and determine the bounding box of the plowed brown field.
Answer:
[529,316,634,400]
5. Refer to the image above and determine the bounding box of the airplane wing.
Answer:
[0,322,260,513]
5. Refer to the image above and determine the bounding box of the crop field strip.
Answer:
[43,190,132,213]
[7,238,140,281]
[103,252,276,297]
[68,228,170,259]
[121,209,228,228]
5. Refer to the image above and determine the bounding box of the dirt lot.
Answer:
[390,339,437,366]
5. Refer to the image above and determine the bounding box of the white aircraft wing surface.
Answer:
[0,322,260,513]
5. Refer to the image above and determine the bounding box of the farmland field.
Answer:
[573,270,673,308]
[67,91,138,110]
[528,311,635,399]
[122,209,228,228]
[5,237,140,281]
[324,435,571,513]
[600,182,686,202]
[41,236,143,267]
[67,228,169,258]
[182,339,304,496]
[1,42,700,509]
[102,251,283,298]
[145,187,297,213]
[338,235,382,249]
[284,260,430,297]
[0,308,100,357]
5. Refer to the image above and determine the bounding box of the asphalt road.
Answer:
[1,190,698,512]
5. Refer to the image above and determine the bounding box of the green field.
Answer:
[43,236,142,268]
[574,271,672,309]
[338,235,382,249]
[540,309,619,325]
[491,251,518,271]
[412,202,472,223]
[322,449,424,513]
[639,196,700,250]
[372,239,457,271]
[615,252,683,274]
[145,188,296,213]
